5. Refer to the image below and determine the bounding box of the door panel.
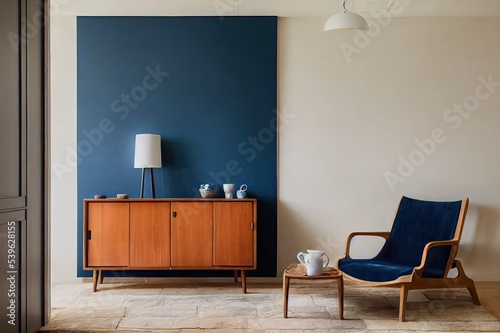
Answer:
[87,203,129,267]
[0,0,25,211]
[0,0,46,331]
[0,212,25,333]
[171,202,212,267]
[214,202,254,266]
[130,202,171,267]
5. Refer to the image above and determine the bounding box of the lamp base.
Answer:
[140,167,156,198]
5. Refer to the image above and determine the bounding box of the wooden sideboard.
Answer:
[83,198,257,292]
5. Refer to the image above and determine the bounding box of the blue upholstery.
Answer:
[338,197,462,282]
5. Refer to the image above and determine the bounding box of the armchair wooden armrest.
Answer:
[414,240,459,276]
[343,231,391,258]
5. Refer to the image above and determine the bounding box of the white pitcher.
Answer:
[297,250,330,276]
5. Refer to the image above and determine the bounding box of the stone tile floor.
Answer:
[41,279,500,332]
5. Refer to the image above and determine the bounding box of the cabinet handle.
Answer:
[250,223,254,230]
[172,211,177,218]
[87,230,92,240]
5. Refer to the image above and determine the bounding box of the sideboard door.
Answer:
[213,202,254,267]
[171,202,213,267]
[86,203,129,267]
[130,202,171,267]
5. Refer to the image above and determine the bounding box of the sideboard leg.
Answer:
[241,270,247,294]
[234,270,239,283]
[92,270,98,292]
[98,270,104,285]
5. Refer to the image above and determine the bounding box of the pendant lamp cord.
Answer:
[234,0,240,16]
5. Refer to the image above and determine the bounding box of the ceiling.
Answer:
[54,0,500,17]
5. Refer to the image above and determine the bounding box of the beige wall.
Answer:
[51,15,78,282]
[51,15,500,282]
[277,17,500,280]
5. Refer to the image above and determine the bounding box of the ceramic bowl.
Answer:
[199,189,217,198]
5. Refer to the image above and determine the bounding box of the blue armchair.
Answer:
[337,196,480,321]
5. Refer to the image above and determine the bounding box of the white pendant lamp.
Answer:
[324,0,368,31]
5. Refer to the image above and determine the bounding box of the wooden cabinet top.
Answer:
[84,198,257,203]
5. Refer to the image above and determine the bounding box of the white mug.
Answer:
[236,184,247,199]
[306,249,326,258]
[306,257,326,276]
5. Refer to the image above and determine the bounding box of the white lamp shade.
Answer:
[134,134,162,168]
[324,11,368,31]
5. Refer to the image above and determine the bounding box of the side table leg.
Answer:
[234,270,238,283]
[338,275,344,320]
[241,270,247,294]
[283,275,290,318]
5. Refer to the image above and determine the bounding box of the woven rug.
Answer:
[41,281,500,332]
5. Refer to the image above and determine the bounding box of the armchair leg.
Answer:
[467,284,481,305]
[399,285,409,322]
[455,260,481,305]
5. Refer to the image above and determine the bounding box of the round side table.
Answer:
[283,263,344,319]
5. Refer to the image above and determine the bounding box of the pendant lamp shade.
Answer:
[324,0,368,31]
[324,11,368,31]
[134,134,162,168]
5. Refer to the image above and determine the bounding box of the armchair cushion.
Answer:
[338,258,415,282]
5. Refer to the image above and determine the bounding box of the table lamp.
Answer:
[134,134,162,198]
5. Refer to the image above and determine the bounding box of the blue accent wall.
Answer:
[77,17,277,277]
